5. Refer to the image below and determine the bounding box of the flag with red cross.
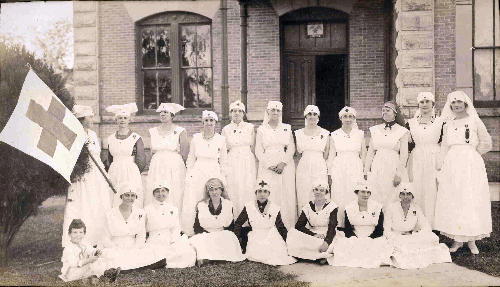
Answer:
[0,69,87,182]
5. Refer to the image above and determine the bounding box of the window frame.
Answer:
[472,0,500,107]
[136,12,214,115]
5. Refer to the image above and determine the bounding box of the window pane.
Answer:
[182,69,198,108]
[474,49,494,100]
[181,25,196,67]
[142,27,156,68]
[144,70,158,109]
[474,0,494,47]
[158,70,172,104]
[181,68,212,108]
[157,26,170,67]
[496,49,500,99]
[197,68,212,108]
[197,25,211,67]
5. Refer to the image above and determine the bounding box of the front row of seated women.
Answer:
[61,178,451,282]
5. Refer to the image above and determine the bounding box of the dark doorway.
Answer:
[316,55,346,131]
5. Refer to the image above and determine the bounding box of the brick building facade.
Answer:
[72,0,499,180]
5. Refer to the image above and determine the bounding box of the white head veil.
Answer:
[441,91,478,121]
[263,101,283,126]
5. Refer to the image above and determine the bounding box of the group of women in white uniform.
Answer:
[60,89,493,282]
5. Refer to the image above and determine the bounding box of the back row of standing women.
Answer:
[64,89,492,256]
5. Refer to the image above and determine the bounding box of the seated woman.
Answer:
[385,183,451,269]
[189,178,245,266]
[328,180,392,268]
[287,181,337,263]
[234,179,296,266]
[144,181,196,268]
[59,219,119,283]
[102,183,166,272]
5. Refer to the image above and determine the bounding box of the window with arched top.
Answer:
[137,12,213,111]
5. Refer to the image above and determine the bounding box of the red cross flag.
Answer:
[0,69,87,183]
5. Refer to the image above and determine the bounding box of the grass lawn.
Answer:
[0,196,308,286]
[439,201,500,277]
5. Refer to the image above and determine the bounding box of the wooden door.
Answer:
[282,54,315,129]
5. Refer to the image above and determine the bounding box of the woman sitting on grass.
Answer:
[59,219,119,283]
[102,182,166,272]
[145,181,196,268]
[384,182,451,269]
[189,178,245,266]
[286,180,337,264]
[328,180,392,268]
[234,179,296,266]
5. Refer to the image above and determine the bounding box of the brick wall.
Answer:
[348,0,387,122]
[246,0,281,120]
[434,0,456,108]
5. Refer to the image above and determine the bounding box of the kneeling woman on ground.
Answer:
[189,178,245,266]
[234,179,296,266]
[287,180,337,263]
[329,180,392,268]
[102,183,166,272]
[384,182,451,269]
[144,181,196,268]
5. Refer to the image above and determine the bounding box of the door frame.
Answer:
[280,12,350,127]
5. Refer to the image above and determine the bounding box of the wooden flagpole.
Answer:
[85,146,117,194]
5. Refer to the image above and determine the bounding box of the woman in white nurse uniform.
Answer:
[222,100,257,215]
[103,103,146,208]
[255,101,296,228]
[62,105,112,248]
[287,180,337,263]
[181,111,228,235]
[435,91,492,254]
[234,179,296,266]
[385,183,451,269]
[295,105,330,214]
[102,183,165,272]
[328,106,365,227]
[329,180,392,268]
[406,92,444,228]
[189,178,245,266]
[364,102,409,207]
[144,181,196,268]
[146,103,188,209]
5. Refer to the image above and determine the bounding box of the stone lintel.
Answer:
[401,12,433,31]
[401,70,434,87]
[401,32,433,49]
[73,1,96,13]
[401,51,433,68]
[402,0,432,11]
[74,42,96,56]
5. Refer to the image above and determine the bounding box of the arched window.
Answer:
[137,12,212,111]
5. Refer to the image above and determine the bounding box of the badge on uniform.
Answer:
[413,210,417,215]
[371,212,375,217]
